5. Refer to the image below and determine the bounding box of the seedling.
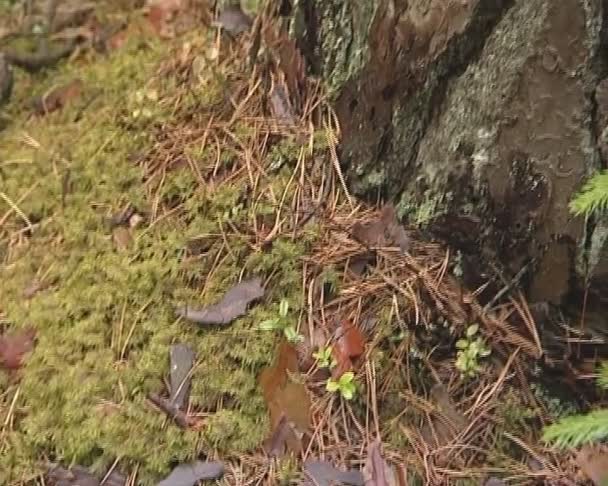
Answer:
[326,371,357,400]
[455,324,491,379]
[259,299,303,343]
[313,346,336,369]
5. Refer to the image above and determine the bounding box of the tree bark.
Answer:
[291,0,608,305]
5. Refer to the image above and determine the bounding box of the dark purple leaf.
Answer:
[176,278,264,325]
[215,5,252,36]
[302,459,364,486]
[169,343,195,408]
[157,461,224,486]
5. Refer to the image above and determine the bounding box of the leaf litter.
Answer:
[176,277,265,325]
[302,459,364,486]
[0,326,36,371]
[260,341,311,456]
[157,461,224,486]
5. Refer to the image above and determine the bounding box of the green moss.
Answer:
[0,21,316,485]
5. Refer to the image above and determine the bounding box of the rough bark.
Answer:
[290,0,608,305]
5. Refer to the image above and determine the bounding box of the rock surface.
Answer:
[294,0,608,304]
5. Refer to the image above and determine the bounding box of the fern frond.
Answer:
[542,409,608,448]
[598,362,608,390]
[570,171,608,216]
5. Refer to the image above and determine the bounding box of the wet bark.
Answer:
[289,0,608,306]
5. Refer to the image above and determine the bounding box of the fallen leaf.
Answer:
[23,279,50,299]
[260,341,311,455]
[215,4,252,36]
[32,79,84,116]
[46,464,126,486]
[352,205,410,253]
[176,278,265,325]
[363,441,408,486]
[169,343,195,408]
[331,320,365,379]
[421,384,467,449]
[269,75,296,125]
[148,393,199,429]
[112,227,133,251]
[0,327,36,370]
[363,440,388,486]
[145,0,185,37]
[484,478,507,486]
[302,459,364,486]
[576,444,608,485]
[157,461,224,486]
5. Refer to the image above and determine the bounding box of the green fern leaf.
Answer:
[542,409,608,448]
[570,171,608,216]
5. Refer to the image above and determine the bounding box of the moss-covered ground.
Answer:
[0,9,319,483]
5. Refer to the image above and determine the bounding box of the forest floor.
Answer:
[0,1,591,485]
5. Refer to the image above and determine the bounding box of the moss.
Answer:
[0,20,316,485]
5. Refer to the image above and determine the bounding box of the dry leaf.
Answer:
[363,440,408,486]
[0,327,36,370]
[169,343,195,409]
[157,461,224,486]
[145,0,185,37]
[112,227,133,251]
[484,478,507,486]
[46,464,126,486]
[421,384,466,449]
[215,4,252,36]
[576,445,608,485]
[302,459,364,486]
[260,341,311,455]
[332,320,365,379]
[176,278,264,325]
[352,205,410,253]
[32,79,83,115]
[148,393,198,428]
[269,75,296,125]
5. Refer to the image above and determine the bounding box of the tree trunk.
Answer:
[291,0,608,306]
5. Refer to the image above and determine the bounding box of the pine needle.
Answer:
[542,409,608,448]
[570,171,608,216]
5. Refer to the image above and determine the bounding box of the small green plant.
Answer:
[313,346,336,369]
[455,324,491,379]
[259,299,303,343]
[543,361,608,448]
[326,371,357,400]
[569,170,608,216]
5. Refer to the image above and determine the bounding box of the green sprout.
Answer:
[312,346,336,369]
[455,324,491,379]
[259,299,303,343]
[326,371,357,400]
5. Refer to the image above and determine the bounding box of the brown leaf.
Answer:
[112,227,133,251]
[215,4,252,36]
[145,0,186,38]
[421,384,466,449]
[148,393,199,429]
[363,440,388,486]
[302,460,364,486]
[32,79,83,116]
[331,320,365,379]
[176,278,264,325]
[260,341,311,455]
[576,445,608,485]
[352,205,410,253]
[157,461,224,486]
[169,343,195,409]
[0,327,36,370]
